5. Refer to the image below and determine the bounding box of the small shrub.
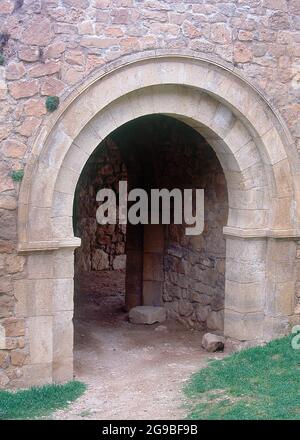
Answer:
[46,96,60,112]
[10,169,24,182]
[0,53,4,66]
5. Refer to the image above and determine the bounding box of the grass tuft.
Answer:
[45,96,60,112]
[0,380,86,420]
[184,335,300,420]
[10,169,24,182]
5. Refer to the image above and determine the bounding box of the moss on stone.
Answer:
[46,96,60,112]
[10,169,24,182]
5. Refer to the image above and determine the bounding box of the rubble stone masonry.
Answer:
[1,0,300,387]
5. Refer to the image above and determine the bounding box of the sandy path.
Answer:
[53,284,226,420]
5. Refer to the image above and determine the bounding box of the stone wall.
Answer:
[1,0,300,162]
[74,137,127,274]
[163,144,227,331]
[1,0,300,387]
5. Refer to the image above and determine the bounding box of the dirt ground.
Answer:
[53,272,227,420]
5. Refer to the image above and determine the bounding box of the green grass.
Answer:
[0,381,86,420]
[184,335,300,420]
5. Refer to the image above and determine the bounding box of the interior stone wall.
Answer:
[163,143,228,332]
[73,136,128,311]
[74,137,127,274]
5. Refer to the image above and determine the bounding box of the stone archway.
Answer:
[18,52,300,385]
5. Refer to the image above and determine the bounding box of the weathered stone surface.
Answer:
[2,139,27,158]
[8,80,39,99]
[44,42,66,60]
[21,18,54,46]
[18,47,40,62]
[6,255,25,274]
[16,117,41,137]
[211,23,232,44]
[207,310,224,331]
[0,294,14,318]
[0,163,14,194]
[0,351,10,369]
[28,62,61,78]
[3,318,25,337]
[234,43,253,63]
[5,62,26,80]
[129,306,166,324]
[61,67,84,85]
[0,210,17,241]
[23,99,47,117]
[195,304,210,322]
[78,21,94,35]
[0,324,5,349]
[0,0,14,14]
[80,37,119,48]
[28,316,53,364]
[62,0,89,7]
[202,333,225,352]
[40,77,65,96]
[11,350,26,367]
[0,195,17,211]
[113,255,126,270]
[65,50,85,66]
[294,301,300,314]
[0,276,12,294]
[91,249,109,270]
[0,371,9,388]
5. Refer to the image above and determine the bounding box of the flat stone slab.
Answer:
[129,306,166,325]
[202,332,225,352]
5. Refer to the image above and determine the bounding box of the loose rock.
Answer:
[202,333,225,352]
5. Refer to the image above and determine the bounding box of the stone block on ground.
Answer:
[154,325,168,332]
[129,306,166,325]
[202,332,225,352]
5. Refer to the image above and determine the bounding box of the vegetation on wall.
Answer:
[10,169,24,182]
[46,96,60,112]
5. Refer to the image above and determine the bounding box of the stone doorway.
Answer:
[15,55,300,387]
[73,115,228,334]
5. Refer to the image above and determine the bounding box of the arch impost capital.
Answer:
[18,227,300,253]
[223,226,300,240]
[17,237,82,254]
